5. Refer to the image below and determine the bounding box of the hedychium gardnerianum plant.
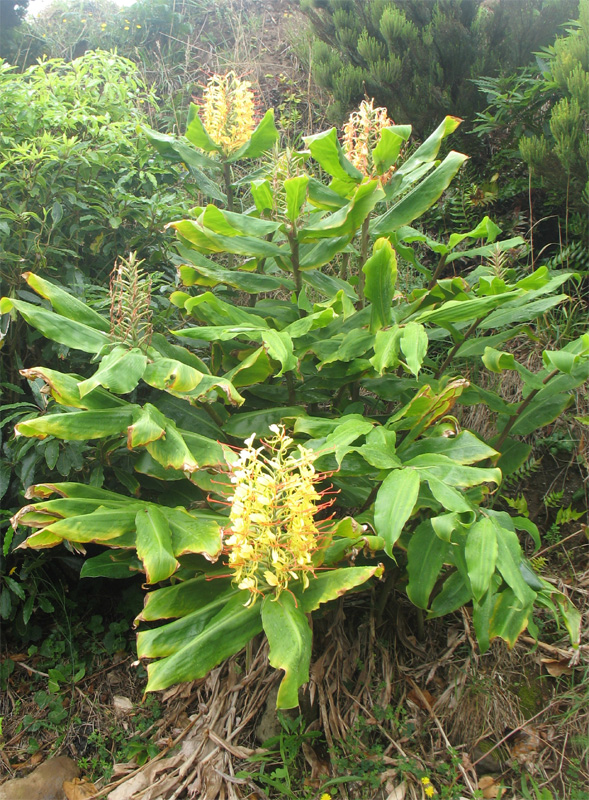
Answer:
[2,108,585,707]
[142,70,280,211]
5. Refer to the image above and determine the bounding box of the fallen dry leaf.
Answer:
[478,775,505,798]
[386,780,407,800]
[541,658,573,677]
[407,687,436,710]
[64,778,99,799]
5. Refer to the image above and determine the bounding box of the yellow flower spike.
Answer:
[201,71,255,156]
[342,98,396,184]
[223,427,330,606]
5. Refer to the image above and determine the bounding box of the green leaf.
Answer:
[144,594,263,692]
[372,126,411,174]
[80,550,142,579]
[24,273,109,332]
[138,574,232,622]
[127,405,166,448]
[424,473,472,512]
[78,347,147,397]
[370,327,402,375]
[293,566,380,613]
[15,408,134,441]
[179,255,291,294]
[284,176,309,222]
[262,593,312,709]
[166,508,222,559]
[494,523,536,607]
[489,588,532,647]
[261,330,297,375]
[135,506,179,584]
[224,407,305,438]
[374,468,420,556]
[372,151,468,234]
[363,238,397,332]
[250,179,274,213]
[407,521,450,609]
[400,322,428,376]
[465,518,498,602]
[303,127,363,190]
[1,298,111,354]
[301,180,384,240]
[229,109,279,160]
[185,104,222,152]
[429,571,472,618]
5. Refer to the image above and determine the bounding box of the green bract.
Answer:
[4,107,584,707]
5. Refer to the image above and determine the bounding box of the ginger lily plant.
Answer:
[2,94,585,707]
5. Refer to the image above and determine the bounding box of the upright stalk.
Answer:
[356,216,370,308]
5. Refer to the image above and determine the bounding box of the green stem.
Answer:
[223,160,235,270]
[434,315,487,379]
[288,228,303,297]
[357,216,370,308]
[197,401,224,428]
[494,368,559,450]
[428,253,448,289]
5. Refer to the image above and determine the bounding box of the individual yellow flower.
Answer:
[425,787,435,798]
[223,426,330,606]
[321,794,332,800]
[101,23,106,29]
[201,71,256,155]
[342,98,396,184]
[81,18,86,22]
[124,25,130,30]
[421,778,431,785]
[136,24,142,28]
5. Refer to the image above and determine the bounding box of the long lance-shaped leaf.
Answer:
[137,583,238,658]
[19,368,128,410]
[489,588,533,647]
[138,574,233,622]
[263,593,312,709]
[406,520,450,609]
[228,109,279,161]
[363,238,397,333]
[25,483,135,501]
[300,180,384,240]
[303,127,363,191]
[78,346,147,397]
[27,507,140,545]
[144,593,263,692]
[15,408,135,440]
[291,566,381,613]
[465,517,498,602]
[390,116,462,182]
[165,508,222,559]
[135,506,179,584]
[178,258,292,294]
[372,151,468,234]
[143,360,244,406]
[23,272,110,332]
[0,297,111,354]
[374,468,421,556]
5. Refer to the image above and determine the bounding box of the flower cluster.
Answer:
[201,71,256,155]
[224,426,328,605]
[421,776,436,797]
[342,98,396,184]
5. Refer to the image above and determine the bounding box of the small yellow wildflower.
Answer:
[421,778,431,785]
[201,71,256,156]
[81,18,86,22]
[62,18,67,22]
[224,426,330,606]
[136,24,142,28]
[342,98,396,184]
[101,23,106,29]
[321,794,332,800]
[124,25,130,30]
[425,787,435,798]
